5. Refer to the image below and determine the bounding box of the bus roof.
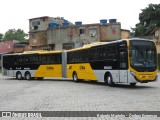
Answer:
[67,42,107,52]
[23,50,62,54]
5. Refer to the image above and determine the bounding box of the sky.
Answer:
[0,0,159,34]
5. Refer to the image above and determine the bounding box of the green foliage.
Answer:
[0,33,3,42]
[3,29,27,41]
[132,3,160,37]
[130,28,135,38]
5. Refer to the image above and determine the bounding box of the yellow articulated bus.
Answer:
[2,50,63,80]
[2,38,158,86]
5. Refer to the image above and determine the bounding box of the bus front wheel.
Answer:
[25,72,32,80]
[73,72,78,82]
[106,73,114,87]
[130,83,136,87]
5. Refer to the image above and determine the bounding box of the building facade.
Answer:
[29,17,130,50]
[151,28,160,53]
[29,16,73,50]
[0,40,29,54]
[47,22,123,50]
[121,29,130,39]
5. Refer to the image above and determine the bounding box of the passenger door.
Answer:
[119,49,128,83]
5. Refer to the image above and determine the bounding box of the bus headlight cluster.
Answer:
[130,71,136,76]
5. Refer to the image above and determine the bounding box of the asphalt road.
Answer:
[0,74,160,120]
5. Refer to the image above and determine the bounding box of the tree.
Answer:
[132,3,160,37]
[0,33,3,42]
[3,29,27,41]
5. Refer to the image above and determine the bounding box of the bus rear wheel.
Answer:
[25,72,32,80]
[16,72,22,80]
[73,72,78,82]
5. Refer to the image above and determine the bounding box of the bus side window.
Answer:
[79,50,87,62]
[107,45,117,59]
[34,56,39,63]
[92,48,98,60]
[75,51,79,62]
[85,50,89,61]
[91,48,97,61]
[25,57,29,64]
[99,47,107,60]
[54,54,61,63]
[79,51,82,62]
[46,55,51,64]
[41,56,46,63]
[68,52,74,63]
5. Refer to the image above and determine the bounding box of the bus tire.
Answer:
[130,83,136,87]
[107,73,114,87]
[73,72,78,82]
[25,72,32,80]
[16,72,22,80]
[104,74,108,85]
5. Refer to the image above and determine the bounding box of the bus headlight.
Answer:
[130,71,136,76]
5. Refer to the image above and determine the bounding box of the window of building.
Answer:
[32,21,40,26]
[32,22,36,26]
[89,28,96,37]
[80,29,85,34]
[37,21,40,25]
[63,43,74,50]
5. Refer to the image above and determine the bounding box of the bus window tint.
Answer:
[41,56,46,63]
[107,45,117,59]
[67,49,88,63]
[130,40,157,69]
[54,54,61,63]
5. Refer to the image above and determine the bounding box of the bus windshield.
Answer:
[130,40,157,71]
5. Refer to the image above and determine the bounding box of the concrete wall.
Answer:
[156,45,160,53]
[0,40,14,53]
[29,16,74,50]
[29,31,47,47]
[106,23,121,41]
[29,17,50,31]
[121,30,130,39]
[47,25,100,50]
[48,28,70,50]
[47,23,122,50]
[99,23,121,41]
[155,29,160,44]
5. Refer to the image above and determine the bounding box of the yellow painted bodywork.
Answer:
[67,63,97,80]
[34,64,62,77]
[127,40,158,82]
[129,67,158,81]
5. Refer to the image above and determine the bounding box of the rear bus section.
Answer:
[2,55,13,77]
[2,52,63,80]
